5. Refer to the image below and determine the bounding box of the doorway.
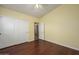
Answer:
[34,22,39,40]
[34,22,45,40]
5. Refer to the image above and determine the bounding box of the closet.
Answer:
[0,16,29,49]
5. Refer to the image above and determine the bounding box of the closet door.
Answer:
[0,16,3,48]
[14,19,29,43]
[39,23,45,40]
[0,16,16,48]
[0,16,29,49]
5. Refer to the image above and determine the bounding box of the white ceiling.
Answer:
[0,4,60,18]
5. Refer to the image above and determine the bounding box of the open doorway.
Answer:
[34,22,45,40]
[34,22,39,40]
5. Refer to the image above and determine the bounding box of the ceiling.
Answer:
[0,4,60,18]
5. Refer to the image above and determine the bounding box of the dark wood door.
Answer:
[34,22,39,40]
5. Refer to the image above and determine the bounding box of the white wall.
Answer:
[40,5,79,51]
[0,6,39,42]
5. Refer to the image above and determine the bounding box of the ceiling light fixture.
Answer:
[34,0,43,9]
[34,4,42,8]
[35,4,39,8]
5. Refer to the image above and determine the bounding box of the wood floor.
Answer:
[0,39,79,55]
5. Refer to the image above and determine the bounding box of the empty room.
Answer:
[0,4,79,55]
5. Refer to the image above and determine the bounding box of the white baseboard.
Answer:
[44,39,79,51]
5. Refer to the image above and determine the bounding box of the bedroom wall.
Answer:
[0,6,39,42]
[40,5,79,50]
